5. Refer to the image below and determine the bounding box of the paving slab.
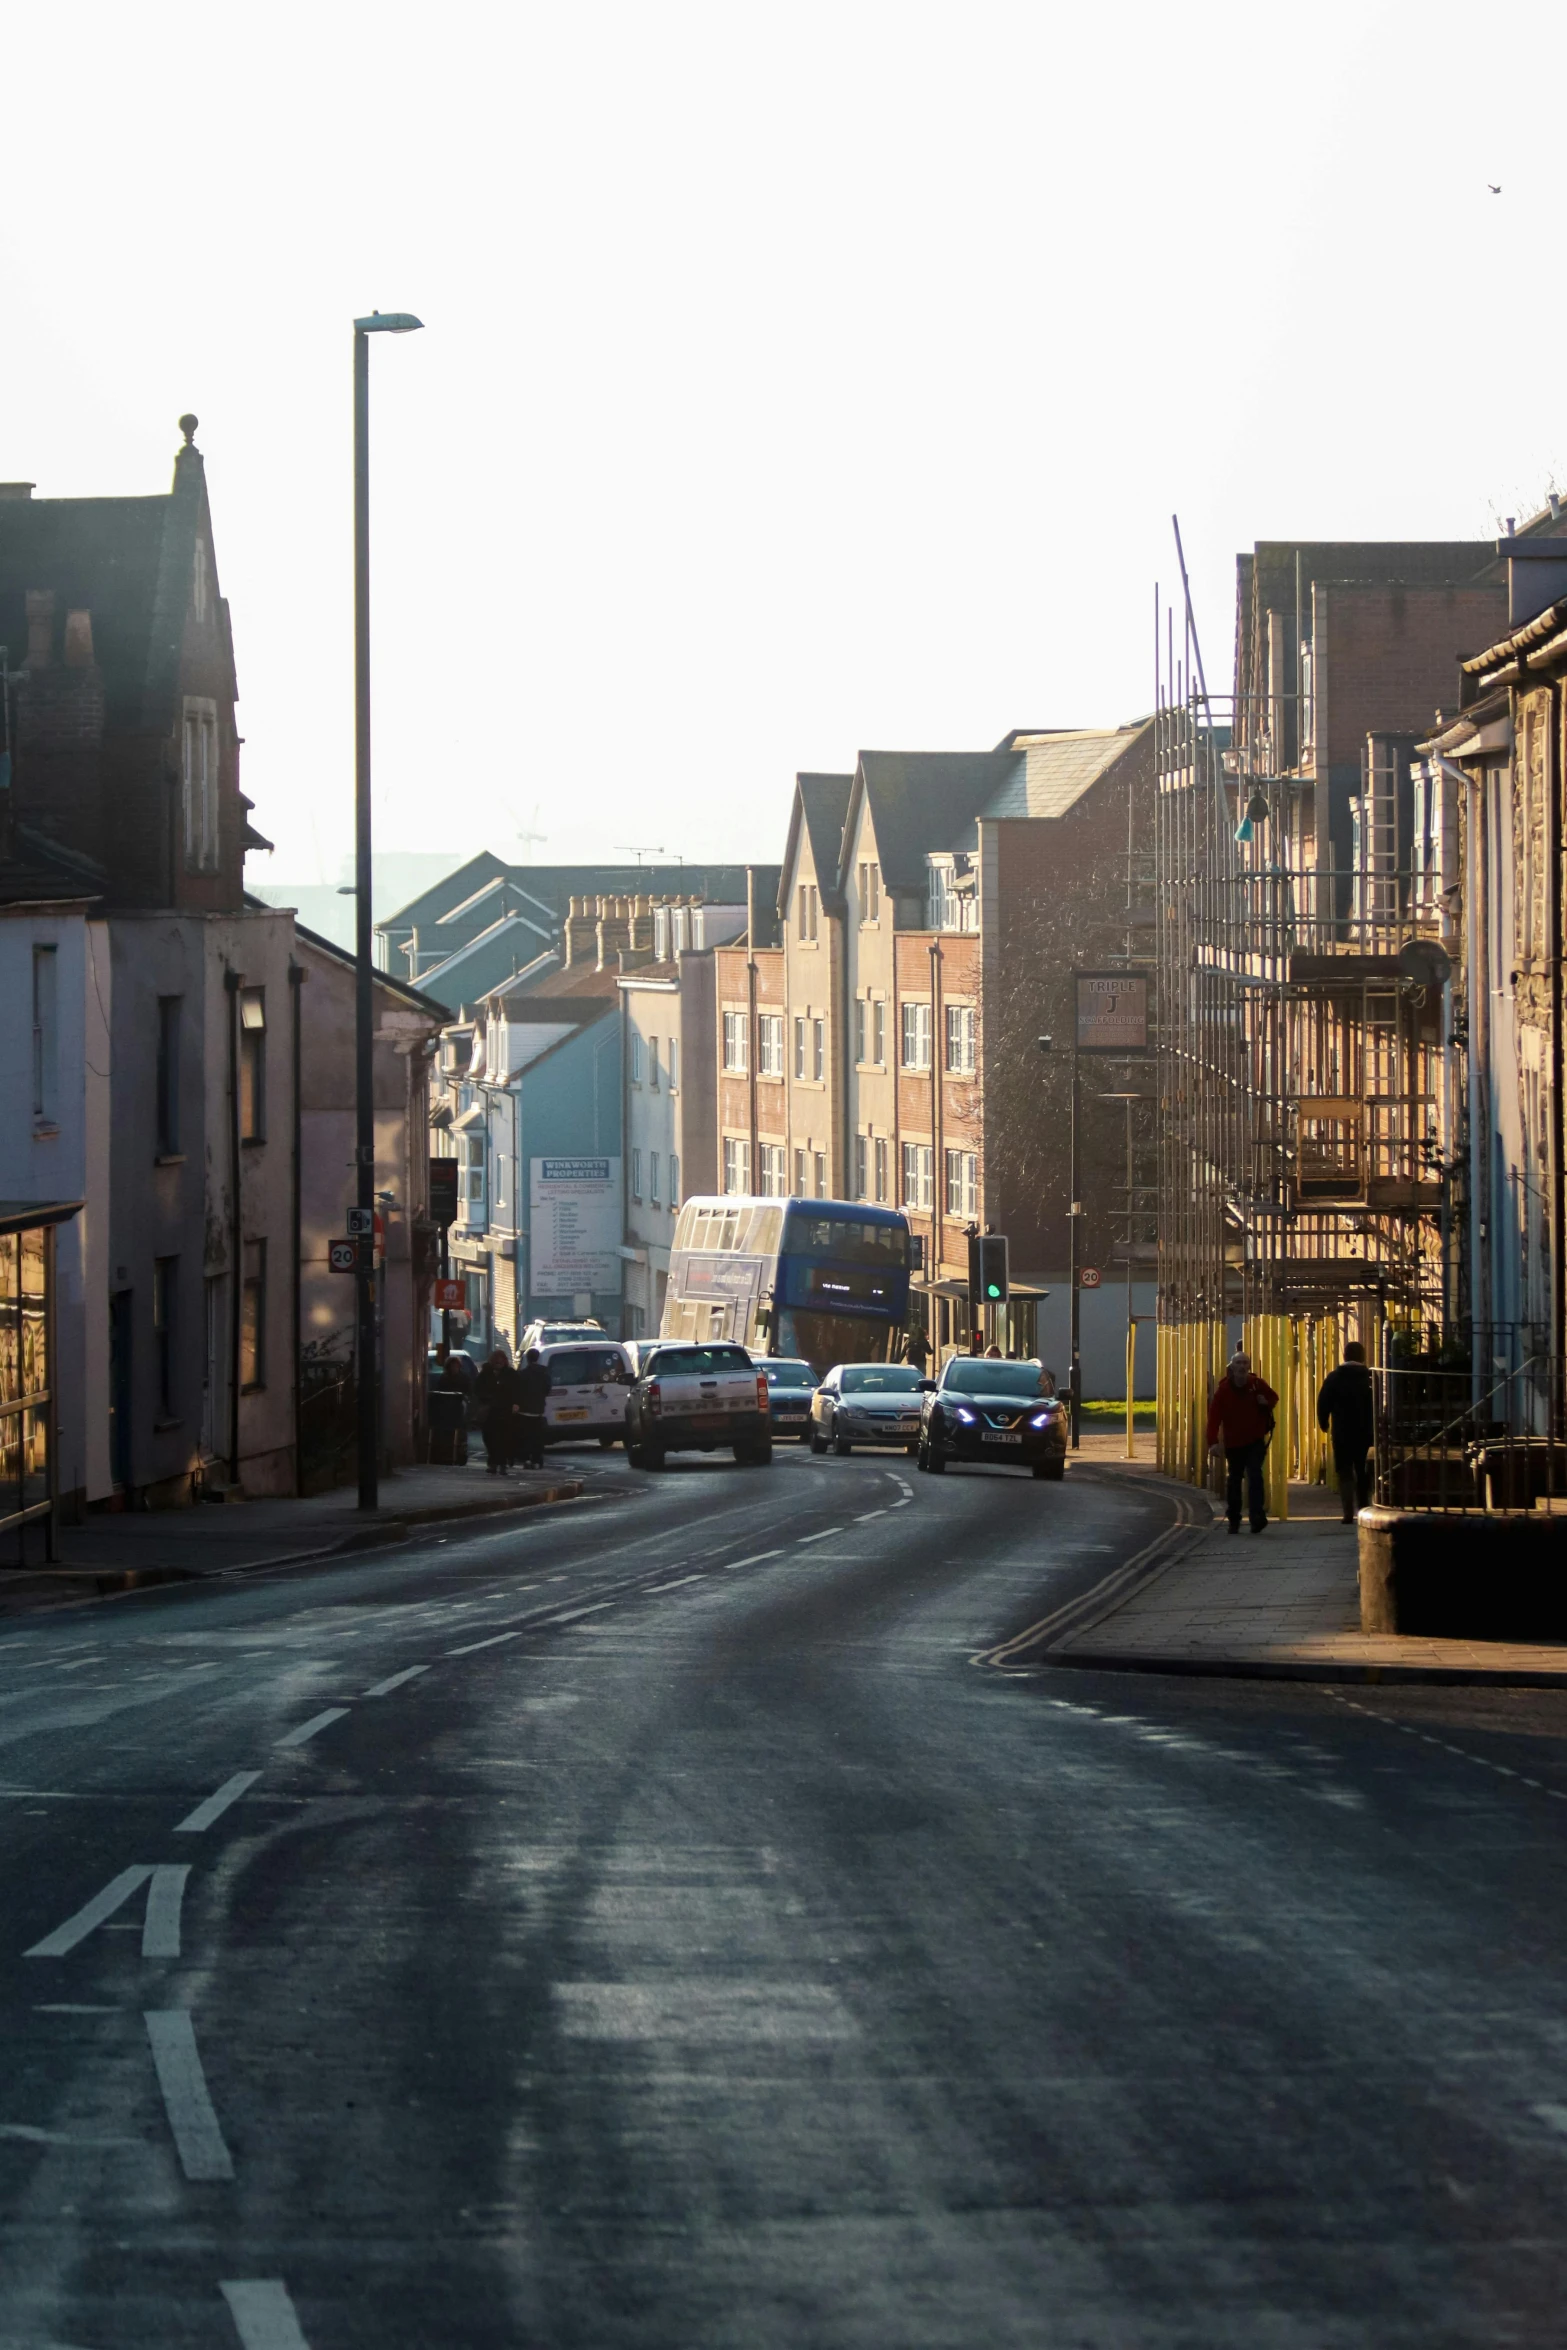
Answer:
[1003,1468,1567,1686]
[0,1457,603,1615]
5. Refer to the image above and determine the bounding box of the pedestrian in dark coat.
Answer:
[514,1348,552,1470]
[1317,1341,1375,1523]
[476,1349,518,1475]
[1206,1350,1278,1535]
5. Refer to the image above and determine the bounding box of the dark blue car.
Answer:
[750,1356,819,1442]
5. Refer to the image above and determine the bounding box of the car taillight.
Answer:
[757,1374,770,1409]
[648,1381,662,1416]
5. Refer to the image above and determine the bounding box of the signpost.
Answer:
[432,1277,465,1311]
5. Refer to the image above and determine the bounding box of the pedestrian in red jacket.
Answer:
[1206,1351,1278,1534]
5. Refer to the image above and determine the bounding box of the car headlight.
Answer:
[952,1405,977,1424]
[1029,1410,1058,1428]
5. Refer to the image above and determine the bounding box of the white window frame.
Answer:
[902,1142,934,1212]
[945,1147,978,1218]
[854,1134,868,1200]
[648,1036,660,1091]
[901,1001,932,1071]
[812,1018,825,1083]
[649,1150,660,1206]
[668,1036,679,1092]
[874,1136,889,1204]
[722,1135,751,1194]
[669,1152,680,1208]
[945,1002,976,1075]
[758,1014,784,1078]
[873,998,886,1067]
[630,1147,643,1202]
[722,1011,749,1074]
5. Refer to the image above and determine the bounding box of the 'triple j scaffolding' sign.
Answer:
[1075,971,1149,1055]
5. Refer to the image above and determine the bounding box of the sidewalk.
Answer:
[1026,1464,1567,1685]
[0,1458,600,1616]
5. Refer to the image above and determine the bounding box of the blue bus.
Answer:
[662,1197,917,1372]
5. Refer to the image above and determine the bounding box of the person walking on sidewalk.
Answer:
[514,1347,552,1471]
[1206,1350,1278,1535]
[476,1349,519,1476]
[1317,1341,1375,1523]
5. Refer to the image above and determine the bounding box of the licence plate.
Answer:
[556,1408,589,1421]
[777,1411,806,1422]
[691,1413,727,1430]
[983,1431,1023,1444]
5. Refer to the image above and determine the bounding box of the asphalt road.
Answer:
[6,1445,1567,2348]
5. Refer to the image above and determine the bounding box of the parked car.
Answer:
[535,1338,633,1448]
[623,1342,773,1469]
[809,1362,926,1455]
[520,1317,605,1354]
[750,1356,819,1441]
[917,1356,1067,1478]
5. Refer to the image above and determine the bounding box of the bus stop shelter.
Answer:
[0,1200,81,1566]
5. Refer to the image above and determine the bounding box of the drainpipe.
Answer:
[289,960,304,1491]
[224,964,242,1486]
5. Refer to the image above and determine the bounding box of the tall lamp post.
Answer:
[354,308,423,1510]
[1037,1034,1082,1448]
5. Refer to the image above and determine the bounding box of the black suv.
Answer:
[917,1357,1067,1479]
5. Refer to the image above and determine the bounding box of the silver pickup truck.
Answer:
[624,1342,773,1470]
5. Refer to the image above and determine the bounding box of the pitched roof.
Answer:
[286,916,451,1022]
[980,723,1150,820]
[0,445,219,735]
[850,751,1018,892]
[0,820,107,909]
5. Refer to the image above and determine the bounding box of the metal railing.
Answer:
[1374,1336,1565,1513]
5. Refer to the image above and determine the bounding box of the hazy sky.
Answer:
[8,2,1562,881]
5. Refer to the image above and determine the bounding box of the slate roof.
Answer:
[0,821,107,908]
[852,751,1017,892]
[0,448,219,734]
[981,724,1149,821]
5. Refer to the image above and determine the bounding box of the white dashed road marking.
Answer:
[221,2277,312,2349]
[25,1865,154,1958]
[145,2009,234,2180]
[648,1575,704,1591]
[445,1631,522,1656]
[141,1866,191,1960]
[724,1549,784,1569]
[797,1528,844,1544]
[362,1666,430,1697]
[276,1708,350,1749]
[549,1603,613,1623]
[175,1772,262,1834]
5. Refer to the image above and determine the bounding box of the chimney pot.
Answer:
[63,609,94,668]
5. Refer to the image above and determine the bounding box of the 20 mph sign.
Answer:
[1079,1266,1102,1289]
[329,1240,358,1274]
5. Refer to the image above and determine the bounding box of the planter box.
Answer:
[1359,1506,1567,1639]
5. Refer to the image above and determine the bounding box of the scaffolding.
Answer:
[1154,552,1452,1511]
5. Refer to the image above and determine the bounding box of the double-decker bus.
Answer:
[661,1197,916,1372]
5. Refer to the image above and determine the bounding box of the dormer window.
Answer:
[927,855,978,933]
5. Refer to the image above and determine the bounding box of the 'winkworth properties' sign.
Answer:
[530,1158,622,1296]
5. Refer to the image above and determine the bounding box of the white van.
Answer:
[536,1338,633,1447]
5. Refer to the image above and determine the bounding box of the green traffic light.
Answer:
[986,1282,1001,1299]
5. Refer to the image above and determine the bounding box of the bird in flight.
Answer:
[1488,183,1502,194]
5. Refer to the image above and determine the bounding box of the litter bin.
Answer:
[428,1385,468,1465]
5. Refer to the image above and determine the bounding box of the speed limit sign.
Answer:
[329,1239,358,1274]
[1079,1266,1102,1289]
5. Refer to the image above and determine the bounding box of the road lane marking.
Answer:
[725,1549,784,1569]
[145,2010,234,2180]
[854,1509,888,1521]
[175,1772,262,1834]
[221,2279,312,2349]
[797,1528,845,1544]
[445,1631,522,1656]
[362,1666,430,1697]
[276,1709,350,1749]
[34,2002,119,2014]
[648,1575,705,1590]
[25,1865,154,1957]
[549,1602,612,1622]
[142,1866,190,1959]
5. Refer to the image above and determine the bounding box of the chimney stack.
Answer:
[564,895,598,967]
[0,483,35,501]
[25,589,54,668]
[63,610,95,668]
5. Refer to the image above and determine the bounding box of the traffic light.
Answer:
[979,1234,1009,1304]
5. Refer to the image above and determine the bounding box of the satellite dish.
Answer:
[1397,939,1452,988]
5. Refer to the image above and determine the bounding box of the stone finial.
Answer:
[179,414,199,447]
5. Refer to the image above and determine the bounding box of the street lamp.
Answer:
[353,308,424,1510]
[1037,1033,1082,1447]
